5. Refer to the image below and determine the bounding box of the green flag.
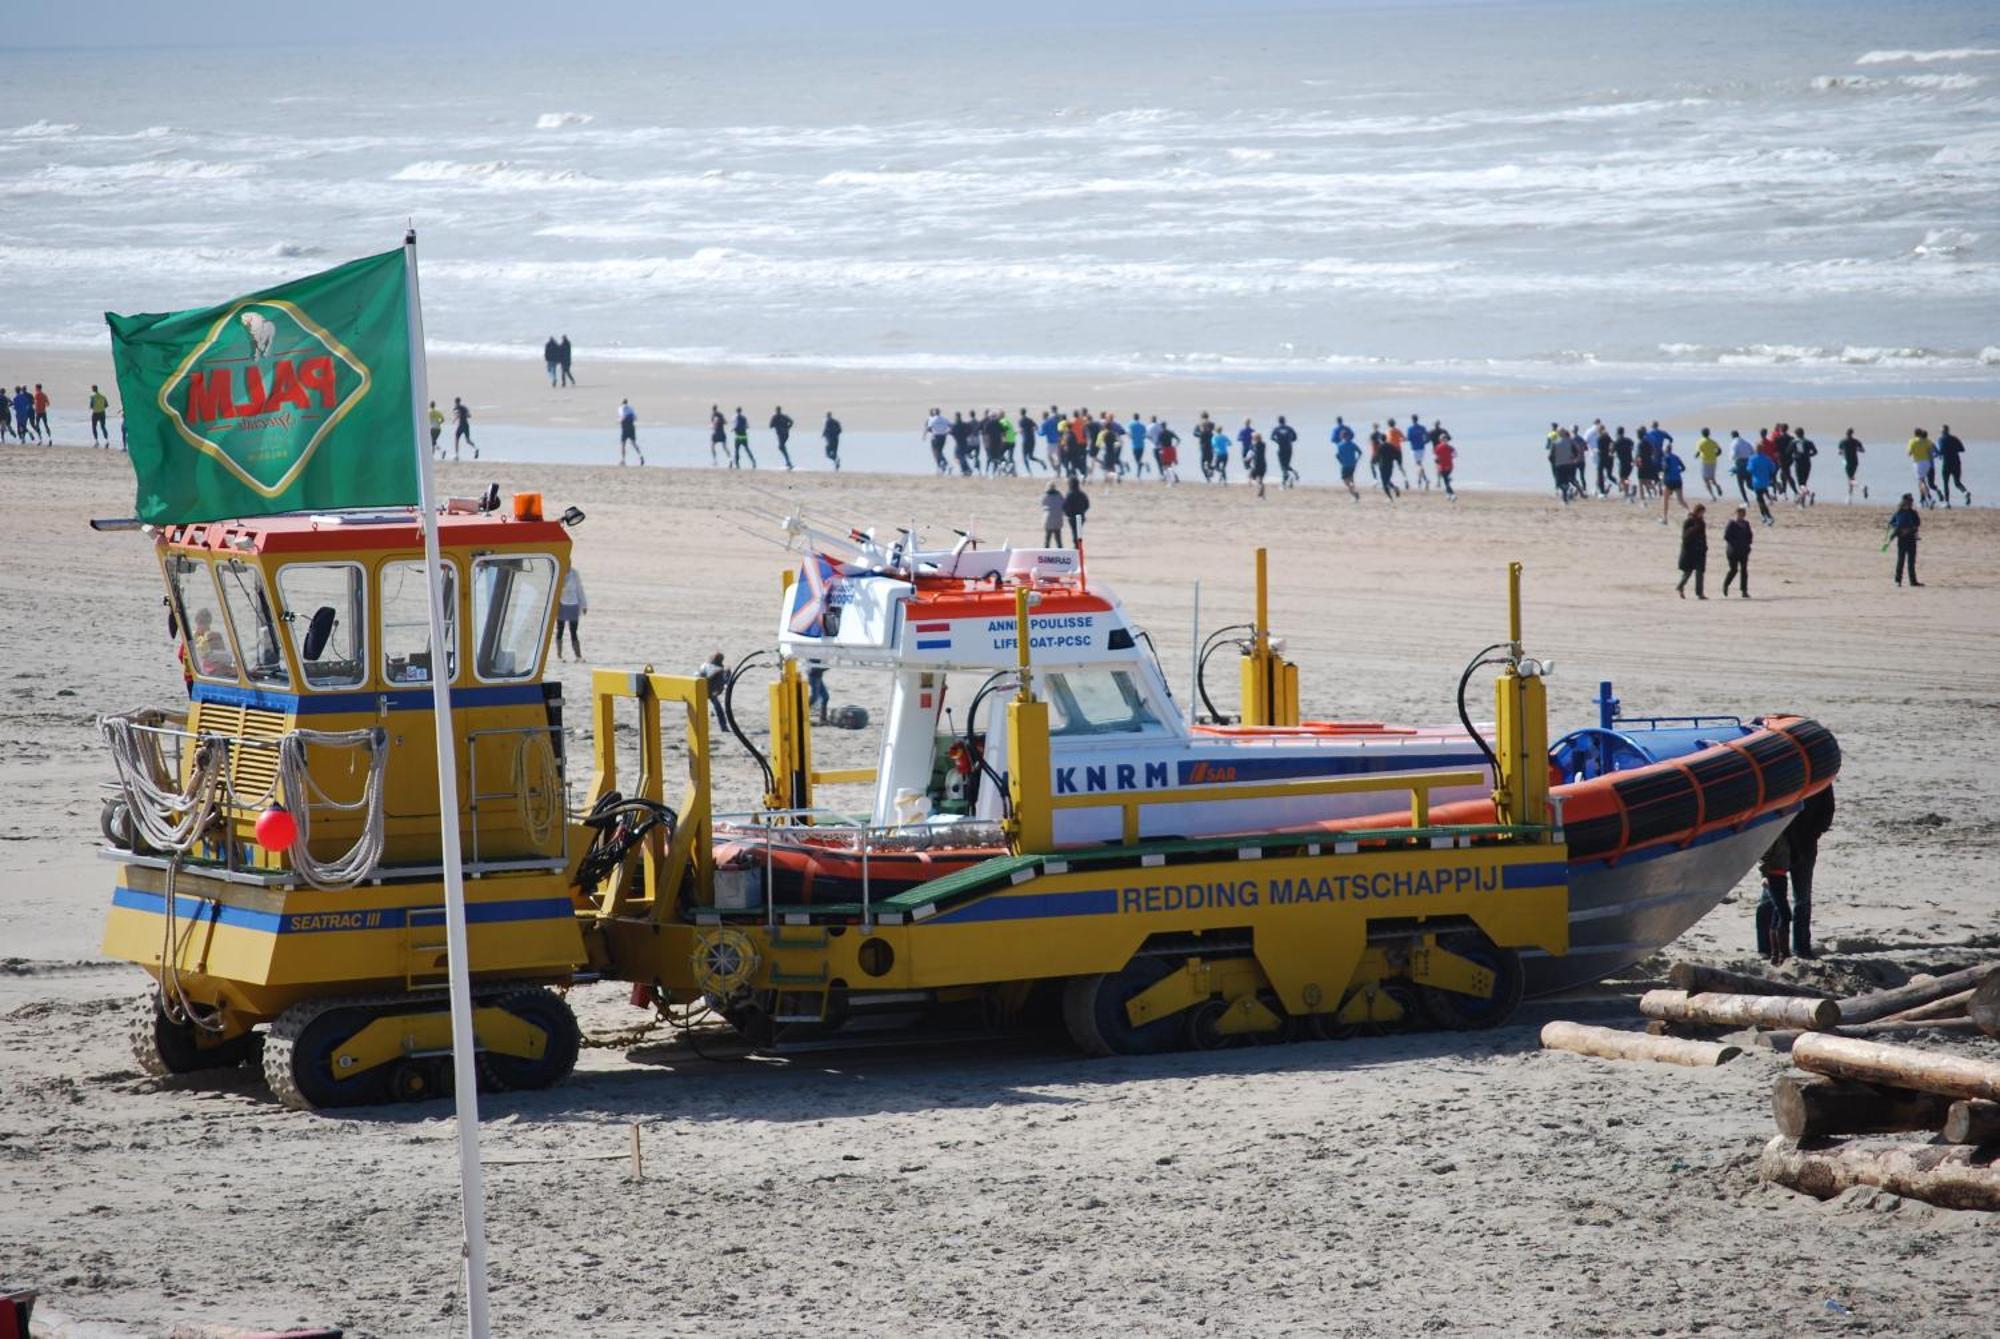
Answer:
[107,247,417,524]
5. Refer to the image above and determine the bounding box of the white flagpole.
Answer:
[402,227,494,1338]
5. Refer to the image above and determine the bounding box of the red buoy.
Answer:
[254,805,298,852]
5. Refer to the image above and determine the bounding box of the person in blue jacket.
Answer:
[1334,423,1362,500]
[1748,450,1778,524]
[1407,416,1430,490]
[1660,444,1688,524]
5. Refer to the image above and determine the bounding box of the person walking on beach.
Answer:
[696,652,730,728]
[1693,427,1723,499]
[1040,482,1066,548]
[822,412,843,470]
[1272,416,1299,488]
[708,406,727,466]
[1676,504,1708,599]
[451,397,477,459]
[1722,506,1753,597]
[1432,427,1457,500]
[427,400,444,456]
[732,407,756,469]
[543,337,561,388]
[558,335,574,387]
[618,399,644,465]
[555,564,587,660]
[1937,425,1969,506]
[1661,443,1688,523]
[1888,493,1922,586]
[89,384,110,446]
[769,405,795,470]
[1837,428,1866,502]
[1062,475,1091,547]
[1908,429,1939,507]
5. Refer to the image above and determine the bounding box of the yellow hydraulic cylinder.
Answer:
[766,657,813,813]
[1007,587,1054,852]
[1492,562,1550,828]
[1239,547,1301,727]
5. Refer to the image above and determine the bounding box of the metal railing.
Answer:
[1047,768,1491,845]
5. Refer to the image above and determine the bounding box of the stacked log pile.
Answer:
[1758,967,2000,1212]
[1537,960,2000,1211]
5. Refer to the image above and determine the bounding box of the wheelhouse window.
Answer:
[471,554,557,682]
[276,562,366,690]
[381,560,458,685]
[1045,670,1162,737]
[164,554,235,682]
[215,558,289,687]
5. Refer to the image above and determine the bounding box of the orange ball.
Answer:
[254,805,297,852]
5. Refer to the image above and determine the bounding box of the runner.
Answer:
[1272,416,1299,488]
[1693,427,1723,499]
[732,407,756,469]
[1334,424,1362,501]
[1792,426,1817,506]
[1660,442,1688,523]
[1836,427,1866,501]
[1371,423,1399,499]
[1730,430,1755,503]
[1154,419,1179,483]
[1614,426,1635,498]
[1018,408,1042,474]
[1406,415,1429,490]
[769,405,795,470]
[1247,431,1269,499]
[1127,413,1147,478]
[451,397,477,459]
[708,405,727,466]
[89,384,110,446]
[1907,428,1939,507]
[822,412,843,470]
[427,400,444,456]
[618,399,644,466]
[1936,424,1969,507]
[1432,427,1457,501]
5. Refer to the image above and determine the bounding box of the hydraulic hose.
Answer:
[722,650,777,799]
[1195,623,1253,724]
[960,672,1018,819]
[1455,642,1513,783]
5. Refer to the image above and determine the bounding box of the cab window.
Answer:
[1045,670,1161,737]
[215,558,289,687]
[276,562,366,689]
[471,554,556,682]
[381,560,458,685]
[165,554,236,682]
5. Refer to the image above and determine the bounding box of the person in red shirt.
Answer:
[1432,427,1458,500]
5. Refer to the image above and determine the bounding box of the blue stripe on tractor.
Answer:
[191,680,547,716]
[1175,753,1487,785]
[927,888,1119,924]
[1502,861,1569,889]
[111,886,575,934]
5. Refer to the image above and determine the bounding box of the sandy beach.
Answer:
[3,441,1997,1336]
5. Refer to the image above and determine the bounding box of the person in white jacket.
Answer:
[556,566,587,660]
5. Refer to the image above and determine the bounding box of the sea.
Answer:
[1,0,1995,483]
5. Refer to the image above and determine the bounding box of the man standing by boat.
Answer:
[1721,505,1752,597]
[1784,786,1835,960]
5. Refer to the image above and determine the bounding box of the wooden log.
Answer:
[1668,962,1825,998]
[1943,1099,2000,1146]
[1971,969,2000,1040]
[1540,1020,1740,1067]
[1640,989,1840,1031]
[1760,1135,2000,1211]
[1792,1033,2000,1102]
[1838,962,2000,1025]
[1772,1072,1954,1143]
[1878,988,1975,1024]
[1756,1017,1982,1054]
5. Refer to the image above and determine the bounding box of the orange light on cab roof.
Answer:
[512,492,543,522]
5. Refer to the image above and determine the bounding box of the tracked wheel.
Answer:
[1414,936,1525,1031]
[476,987,581,1092]
[1062,956,1183,1057]
[129,992,256,1078]
[263,998,410,1112]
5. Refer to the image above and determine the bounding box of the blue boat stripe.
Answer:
[1174,753,1488,785]
[1501,861,1569,889]
[111,886,574,934]
[1568,802,1797,873]
[191,680,547,716]
[915,639,952,650]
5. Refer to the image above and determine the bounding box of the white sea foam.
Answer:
[1899,73,1982,90]
[1226,147,1276,164]
[1810,75,1883,91]
[8,120,79,138]
[1911,228,1978,258]
[535,112,594,129]
[1856,48,2000,65]
[391,159,596,188]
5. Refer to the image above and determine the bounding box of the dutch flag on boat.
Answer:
[914,619,952,651]
[788,553,840,637]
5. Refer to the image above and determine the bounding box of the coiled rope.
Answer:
[276,727,389,890]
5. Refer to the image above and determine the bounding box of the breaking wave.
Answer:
[535,112,594,129]
[392,159,596,188]
[1855,48,2000,65]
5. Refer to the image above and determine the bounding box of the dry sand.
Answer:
[3,443,1998,1336]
